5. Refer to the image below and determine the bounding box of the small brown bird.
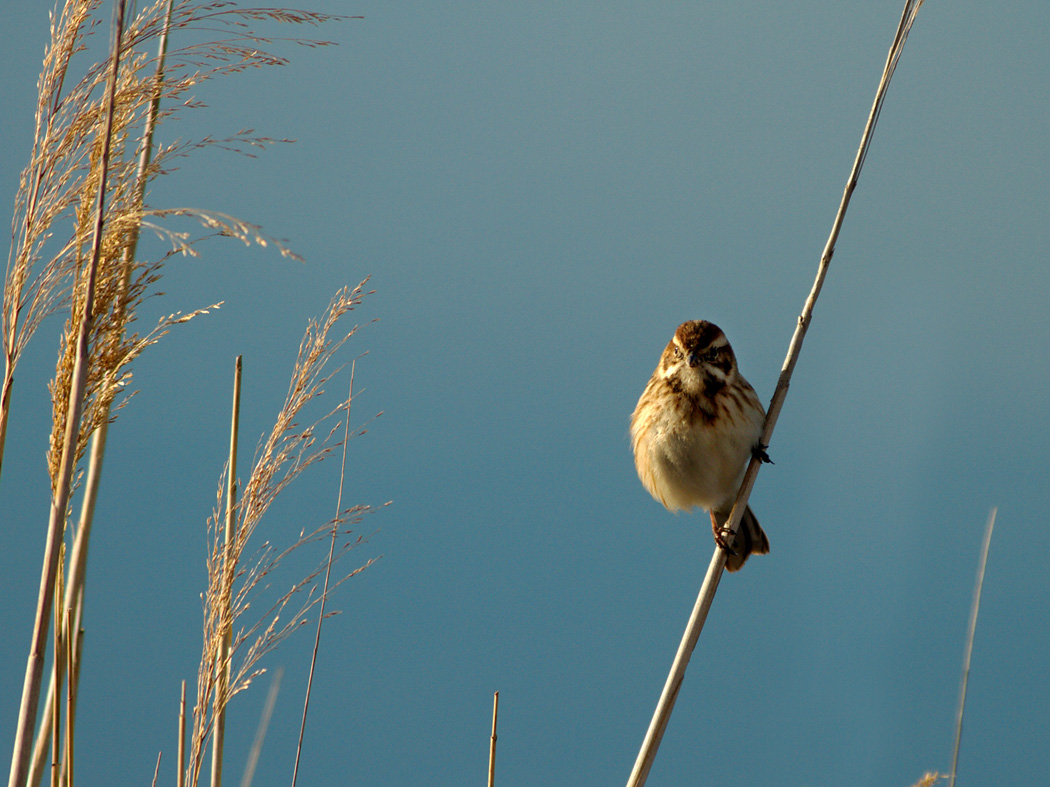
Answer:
[630,320,770,571]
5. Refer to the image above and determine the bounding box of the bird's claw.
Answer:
[714,526,739,556]
[752,443,773,464]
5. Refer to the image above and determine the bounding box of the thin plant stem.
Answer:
[949,508,996,787]
[7,5,127,786]
[291,361,356,787]
[63,610,74,787]
[625,2,926,785]
[488,691,499,787]
[212,356,243,787]
[0,374,12,484]
[150,753,162,787]
[240,667,282,787]
[51,574,61,787]
[178,681,187,787]
[625,549,725,787]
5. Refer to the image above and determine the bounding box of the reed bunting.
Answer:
[630,320,770,571]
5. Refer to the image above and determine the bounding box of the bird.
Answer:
[630,320,770,571]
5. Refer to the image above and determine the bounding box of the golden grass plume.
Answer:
[184,281,381,787]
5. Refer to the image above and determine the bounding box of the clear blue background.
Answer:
[2,2,1048,785]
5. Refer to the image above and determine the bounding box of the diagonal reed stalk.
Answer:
[949,507,996,787]
[625,2,927,784]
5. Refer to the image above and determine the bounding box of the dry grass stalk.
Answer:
[62,609,74,787]
[210,356,243,787]
[949,508,996,787]
[625,2,927,785]
[178,680,187,787]
[51,550,65,787]
[488,691,499,787]
[184,282,380,787]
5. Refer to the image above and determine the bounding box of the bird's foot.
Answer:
[713,524,739,556]
[752,443,773,464]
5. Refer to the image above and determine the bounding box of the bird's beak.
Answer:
[687,351,701,368]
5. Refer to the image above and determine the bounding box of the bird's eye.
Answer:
[672,346,683,361]
[705,348,719,362]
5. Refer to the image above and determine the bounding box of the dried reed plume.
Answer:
[184,281,380,787]
[4,3,357,787]
[3,0,344,482]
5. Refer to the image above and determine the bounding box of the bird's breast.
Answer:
[643,405,760,512]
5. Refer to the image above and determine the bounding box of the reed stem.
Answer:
[211,356,243,787]
[488,691,499,787]
[625,3,927,784]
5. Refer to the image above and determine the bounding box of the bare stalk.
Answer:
[63,611,75,787]
[211,357,243,787]
[949,508,996,787]
[488,691,499,787]
[291,363,357,787]
[625,2,926,785]
[7,5,127,786]
[50,566,62,787]
[178,681,187,787]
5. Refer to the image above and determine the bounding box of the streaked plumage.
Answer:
[631,320,769,571]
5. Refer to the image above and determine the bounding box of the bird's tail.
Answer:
[716,505,770,572]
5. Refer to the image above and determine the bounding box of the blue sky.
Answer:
[2,2,1048,785]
